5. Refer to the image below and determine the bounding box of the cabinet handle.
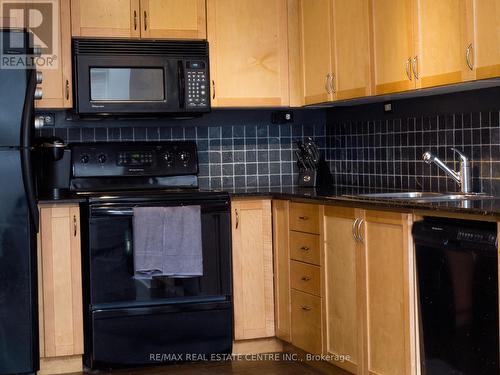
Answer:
[73,215,77,237]
[235,209,239,229]
[352,218,360,240]
[330,73,336,94]
[356,219,364,243]
[133,10,137,30]
[412,56,419,80]
[325,73,331,94]
[405,58,412,81]
[212,80,216,100]
[466,43,474,70]
[65,79,69,100]
[301,276,311,281]
[300,246,309,251]
[144,11,147,31]
[298,216,308,221]
[301,305,312,311]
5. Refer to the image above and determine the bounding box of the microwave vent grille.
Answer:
[73,39,208,56]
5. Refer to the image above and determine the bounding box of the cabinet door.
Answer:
[361,211,412,375]
[207,0,289,107]
[140,0,206,39]
[71,0,140,37]
[232,200,275,340]
[331,0,371,100]
[299,0,333,105]
[370,0,415,94]
[272,200,291,342]
[39,205,83,358]
[472,0,500,79]
[323,206,362,374]
[35,0,72,109]
[414,0,469,88]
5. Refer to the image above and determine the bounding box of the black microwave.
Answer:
[73,39,210,115]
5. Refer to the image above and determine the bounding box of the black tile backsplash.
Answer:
[39,109,326,190]
[326,87,500,195]
[37,87,500,193]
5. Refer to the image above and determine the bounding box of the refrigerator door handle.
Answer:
[20,69,39,232]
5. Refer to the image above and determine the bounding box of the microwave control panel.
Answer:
[185,61,209,108]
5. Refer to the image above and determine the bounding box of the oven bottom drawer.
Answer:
[86,301,233,369]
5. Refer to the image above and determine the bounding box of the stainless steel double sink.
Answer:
[342,191,493,202]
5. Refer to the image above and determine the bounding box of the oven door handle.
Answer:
[91,208,134,216]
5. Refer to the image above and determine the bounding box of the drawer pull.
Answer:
[73,215,77,237]
[300,246,309,251]
[301,276,311,282]
[301,305,312,311]
[298,216,309,221]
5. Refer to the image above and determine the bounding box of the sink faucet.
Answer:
[422,148,472,193]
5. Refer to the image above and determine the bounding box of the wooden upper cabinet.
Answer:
[361,211,413,375]
[331,0,371,100]
[38,205,83,359]
[472,0,500,79]
[298,0,371,104]
[71,0,141,37]
[370,0,416,95]
[231,199,275,340]
[299,0,333,105]
[140,0,206,39]
[414,0,470,88]
[323,206,362,374]
[207,0,289,107]
[40,0,72,109]
[3,0,72,108]
[71,0,206,39]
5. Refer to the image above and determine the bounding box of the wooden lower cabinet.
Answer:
[323,206,362,374]
[231,199,275,340]
[361,210,413,375]
[291,289,322,355]
[273,200,292,342]
[38,204,83,375]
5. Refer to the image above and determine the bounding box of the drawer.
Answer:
[290,231,320,265]
[289,203,319,234]
[290,260,321,297]
[291,289,322,354]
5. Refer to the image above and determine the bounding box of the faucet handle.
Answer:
[451,148,469,163]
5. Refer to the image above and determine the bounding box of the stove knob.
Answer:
[36,71,43,84]
[80,154,90,164]
[97,154,107,164]
[179,151,190,163]
[163,152,173,163]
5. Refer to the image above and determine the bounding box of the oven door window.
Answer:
[90,68,165,102]
[88,208,230,307]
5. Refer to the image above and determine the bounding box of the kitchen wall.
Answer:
[326,87,500,195]
[38,109,327,190]
[38,87,500,193]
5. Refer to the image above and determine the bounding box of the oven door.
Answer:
[75,55,180,114]
[86,198,231,309]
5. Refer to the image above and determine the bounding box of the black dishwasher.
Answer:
[413,219,499,375]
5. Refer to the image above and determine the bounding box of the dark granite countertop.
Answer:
[219,186,500,218]
[37,186,500,219]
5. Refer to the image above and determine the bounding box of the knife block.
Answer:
[298,157,333,188]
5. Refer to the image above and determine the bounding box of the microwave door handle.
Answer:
[178,61,185,109]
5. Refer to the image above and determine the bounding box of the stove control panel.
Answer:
[72,141,198,178]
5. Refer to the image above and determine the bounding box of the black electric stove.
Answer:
[70,142,232,370]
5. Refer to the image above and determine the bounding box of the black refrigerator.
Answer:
[0,29,40,375]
